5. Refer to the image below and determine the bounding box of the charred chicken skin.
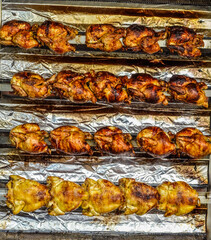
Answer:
[175,127,211,158]
[166,26,204,58]
[50,126,93,155]
[37,21,78,54]
[157,181,200,217]
[47,176,87,216]
[126,74,168,105]
[94,126,134,154]
[137,126,176,157]
[6,175,50,215]
[81,178,124,216]
[119,178,158,215]
[9,123,50,154]
[168,75,208,108]
[86,24,126,52]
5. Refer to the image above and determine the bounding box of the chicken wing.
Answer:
[81,178,124,216]
[9,123,50,154]
[119,178,158,215]
[50,126,93,155]
[175,127,211,158]
[6,175,50,214]
[157,181,200,217]
[94,126,134,154]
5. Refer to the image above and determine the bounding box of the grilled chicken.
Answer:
[9,123,50,154]
[47,176,87,216]
[50,126,93,155]
[6,175,50,214]
[176,127,211,158]
[119,178,158,215]
[157,181,200,217]
[126,74,168,105]
[94,126,134,154]
[86,24,126,52]
[137,126,176,157]
[166,26,204,58]
[37,21,78,54]
[123,24,166,54]
[168,75,208,108]
[11,71,56,98]
[53,70,97,103]
[89,71,129,103]
[81,178,124,216]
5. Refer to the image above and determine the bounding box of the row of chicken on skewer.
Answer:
[6,175,200,217]
[11,71,208,108]
[0,20,204,57]
[9,123,211,158]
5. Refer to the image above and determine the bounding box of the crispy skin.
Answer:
[11,71,56,98]
[9,123,50,154]
[126,74,168,105]
[176,127,211,158]
[6,175,50,214]
[37,21,78,54]
[166,26,204,58]
[137,126,176,157]
[94,126,134,154]
[53,70,97,103]
[50,126,93,155]
[81,178,124,216]
[86,24,126,52]
[47,176,87,216]
[168,75,208,108]
[157,181,200,217]
[119,178,158,215]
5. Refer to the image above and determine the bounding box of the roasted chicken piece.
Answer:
[119,178,158,215]
[37,21,78,54]
[89,71,129,103]
[47,176,87,216]
[157,181,200,217]
[53,70,97,103]
[126,74,168,105]
[123,24,166,54]
[50,126,93,155]
[168,75,208,108]
[166,26,204,58]
[175,127,211,158]
[11,71,56,98]
[6,175,50,215]
[81,178,124,216]
[86,24,126,52]
[94,126,134,154]
[9,123,50,154]
[137,126,176,157]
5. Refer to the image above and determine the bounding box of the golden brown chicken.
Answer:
[37,21,78,54]
[53,70,97,103]
[11,71,56,98]
[168,75,208,108]
[81,178,124,216]
[47,176,87,216]
[9,123,50,154]
[157,181,200,217]
[175,127,211,158]
[119,178,158,215]
[123,25,166,54]
[86,24,126,52]
[6,175,50,215]
[50,126,93,155]
[137,126,176,157]
[166,26,204,58]
[94,126,134,154]
[126,74,168,105]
